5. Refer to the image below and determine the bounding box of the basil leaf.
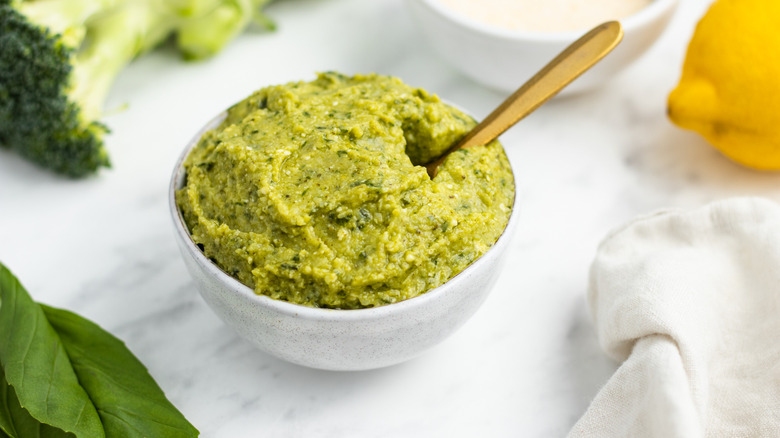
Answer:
[0,263,198,438]
[0,264,103,437]
[0,370,73,437]
[42,305,199,437]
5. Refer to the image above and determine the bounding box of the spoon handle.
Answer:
[426,21,624,178]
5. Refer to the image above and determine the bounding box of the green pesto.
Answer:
[177,72,514,309]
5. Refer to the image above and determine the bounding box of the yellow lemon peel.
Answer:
[668,0,780,170]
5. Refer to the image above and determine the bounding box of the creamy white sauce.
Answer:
[437,0,653,32]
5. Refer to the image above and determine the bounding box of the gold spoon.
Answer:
[425,21,624,178]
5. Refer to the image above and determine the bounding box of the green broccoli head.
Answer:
[0,3,109,177]
[0,0,278,178]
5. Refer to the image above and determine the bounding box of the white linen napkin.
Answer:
[569,197,780,438]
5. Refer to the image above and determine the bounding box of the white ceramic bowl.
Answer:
[406,0,678,94]
[169,112,519,371]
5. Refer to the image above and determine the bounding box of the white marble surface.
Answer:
[1,0,779,436]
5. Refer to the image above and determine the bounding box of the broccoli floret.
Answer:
[0,1,108,177]
[0,0,276,177]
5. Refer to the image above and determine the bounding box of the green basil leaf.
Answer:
[42,305,199,437]
[0,370,73,438]
[0,264,104,437]
[0,263,198,438]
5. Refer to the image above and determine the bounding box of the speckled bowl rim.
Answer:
[415,0,678,42]
[169,109,518,321]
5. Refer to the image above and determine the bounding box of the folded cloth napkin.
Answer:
[569,197,780,438]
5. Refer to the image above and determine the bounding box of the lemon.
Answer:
[668,0,780,170]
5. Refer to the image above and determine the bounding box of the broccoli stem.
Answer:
[17,0,123,47]
[177,0,253,60]
[177,0,272,60]
[0,0,278,177]
[167,0,225,18]
[68,2,180,122]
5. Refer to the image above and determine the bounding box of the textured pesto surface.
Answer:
[177,72,514,309]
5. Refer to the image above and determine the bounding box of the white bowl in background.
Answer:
[169,111,518,371]
[406,0,678,94]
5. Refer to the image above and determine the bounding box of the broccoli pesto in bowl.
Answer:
[176,72,514,309]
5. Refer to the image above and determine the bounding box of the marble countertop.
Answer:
[2,0,779,436]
